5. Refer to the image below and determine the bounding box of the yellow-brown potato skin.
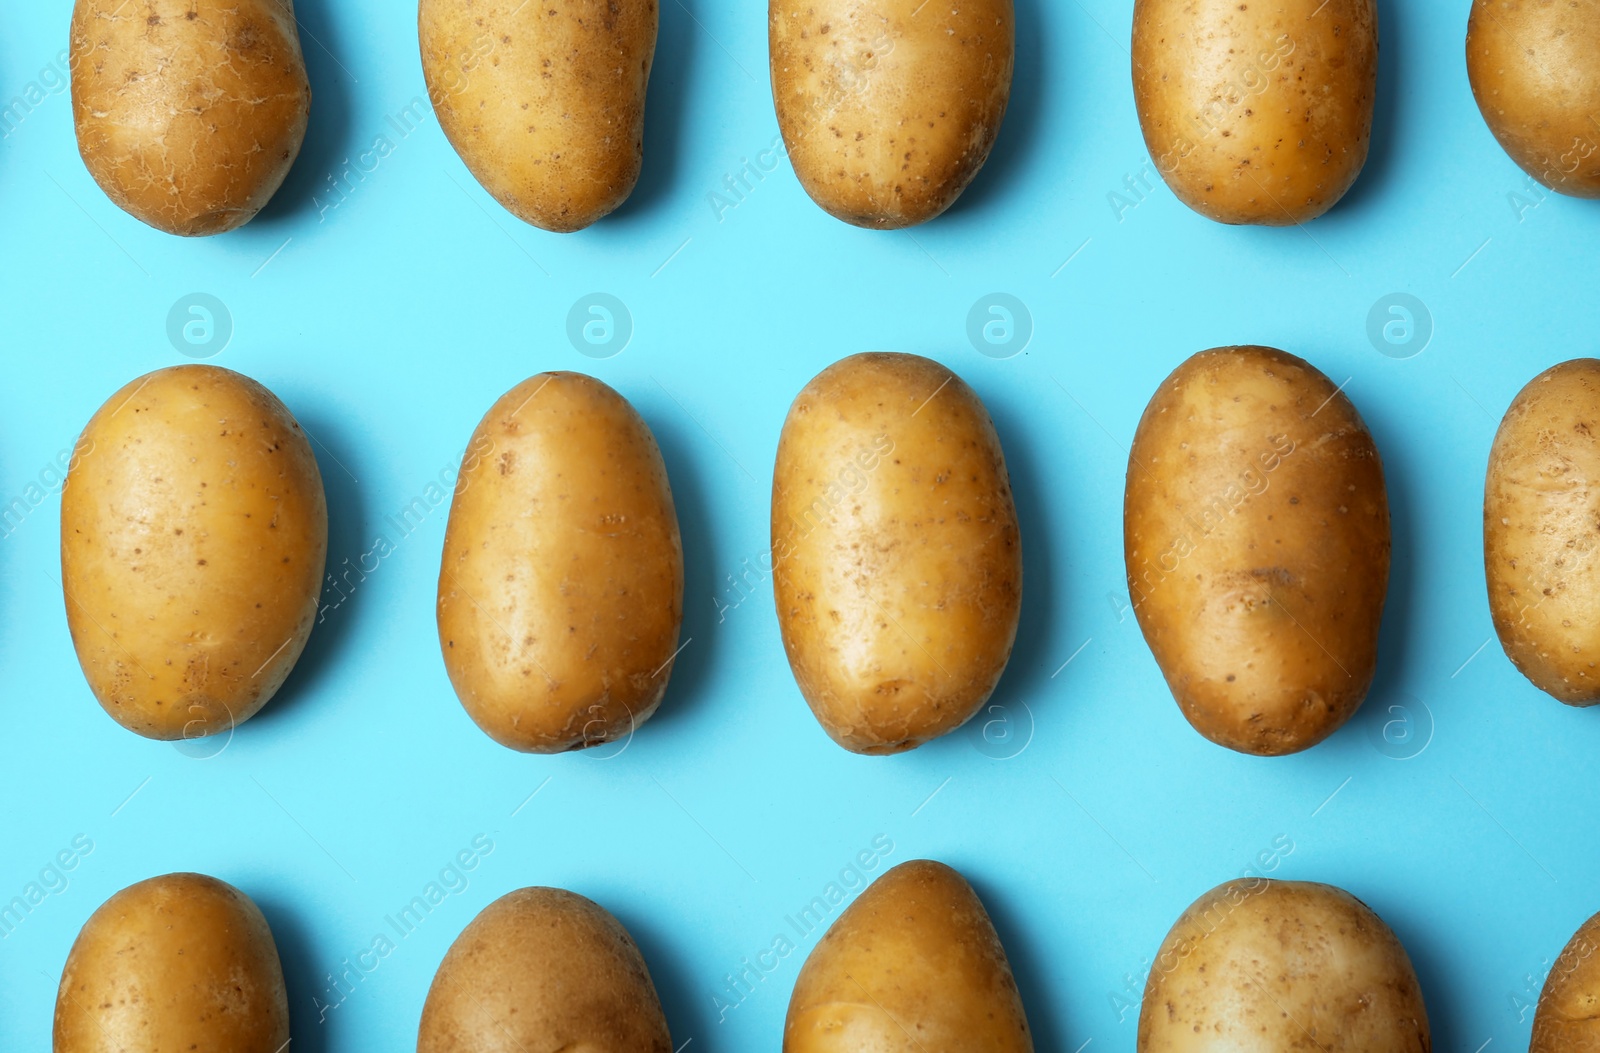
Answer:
[1138,879,1429,1053]
[1468,0,1600,197]
[419,0,658,232]
[61,365,328,741]
[1132,0,1378,225]
[70,0,311,236]
[771,353,1022,754]
[1531,910,1600,1052]
[769,0,1014,228]
[784,859,1034,1053]
[1125,346,1390,755]
[437,372,683,753]
[1484,360,1600,703]
[55,873,288,1053]
[418,886,672,1053]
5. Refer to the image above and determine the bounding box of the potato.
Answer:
[1124,346,1390,755]
[437,372,683,752]
[55,872,288,1053]
[771,353,1021,754]
[1138,879,1429,1053]
[1468,0,1600,197]
[784,859,1033,1052]
[61,365,328,741]
[769,0,1013,228]
[419,0,657,232]
[1531,909,1600,1051]
[1484,359,1600,703]
[70,0,311,236]
[1131,0,1378,225]
[418,886,671,1052]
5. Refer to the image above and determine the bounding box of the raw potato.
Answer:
[1531,909,1600,1051]
[419,0,658,232]
[437,372,683,752]
[1468,0,1600,197]
[769,0,1014,228]
[1484,359,1600,703]
[61,365,328,741]
[70,0,311,236]
[1124,346,1390,755]
[55,873,289,1053]
[784,859,1034,1052]
[1138,879,1429,1053]
[1131,0,1378,224]
[418,886,672,1053]
[771,353,1022,754]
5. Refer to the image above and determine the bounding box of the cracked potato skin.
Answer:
[769,0,1014,228]
[436,373,683,753]
[1484,360,1600,704]
[771,353,1021,754]
[69,0,311,236]
[1137,879,1430,1053]
[419,0,658,232]
[1531,909,1600,1052]
[1131,0,1378,225]
[61,366,328,741]
[1124,346,1390,755]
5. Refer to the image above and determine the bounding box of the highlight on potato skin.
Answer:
[1530,909,1600,1052]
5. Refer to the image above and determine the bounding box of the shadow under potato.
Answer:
[606,0,699,227]
[967,873,1070,1052]
[255,894,330,1053]
[943,0,1050,220]
[612,903,712,1046]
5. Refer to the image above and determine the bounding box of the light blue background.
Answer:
[2,0,1597,1049]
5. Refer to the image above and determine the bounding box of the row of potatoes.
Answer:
[56,351,1600,757]
[65,0,1600,236]
[49,862,1600,1051]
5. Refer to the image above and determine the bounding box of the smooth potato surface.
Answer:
[418,886,671,1053]
[1132,0,1378,224]
[1531,909,1600,1052]
[771,353,1021,754]
[1468,0,1600,197]
[61,365,328,741]
[419,0,657,232]
[784,859,1034,1053]
[70,0,310,236]
[1125,346,1390,755]
[770,0,1014,228]
[1484,359,1600,703]
[437,372,683,752]
[1138,879,1429,1053]
[55,873,288,1053]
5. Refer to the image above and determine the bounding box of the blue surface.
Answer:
[3,0,1599,1049]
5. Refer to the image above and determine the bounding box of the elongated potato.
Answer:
[1468,0,1600,197]
[1125,346,1390,755]
[785,859,1034,1052]
[419,0,657,232]
[56,873,288,1053]
[769,0,1014,228]
[1531,909,1600,1052]
[771,353,1022,754]
[1131,0,1378,224]
[61,365,328,740]
[437,373,683,752]
[418,887,672,1053]
[1138,879,1429,1053]
[1485,359,1600,703]
[70,0,311,236]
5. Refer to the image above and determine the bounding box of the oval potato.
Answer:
[769,0,1014,228]
[419,0,658,232]
[784,859,1034,1052]
[70,0,311,236]
[55,873,288,1053]
[1531,909,1600,1051]
[1138,879,1429,1053]
[418,886,671,1053]
[437,372,683,752]
[1124,346,1390,755]
[771,353,1022,754]
[1131,0,1378,224]
[1468,0,1600,197]
[61,365,328,741]
[1484,359,1600,703]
